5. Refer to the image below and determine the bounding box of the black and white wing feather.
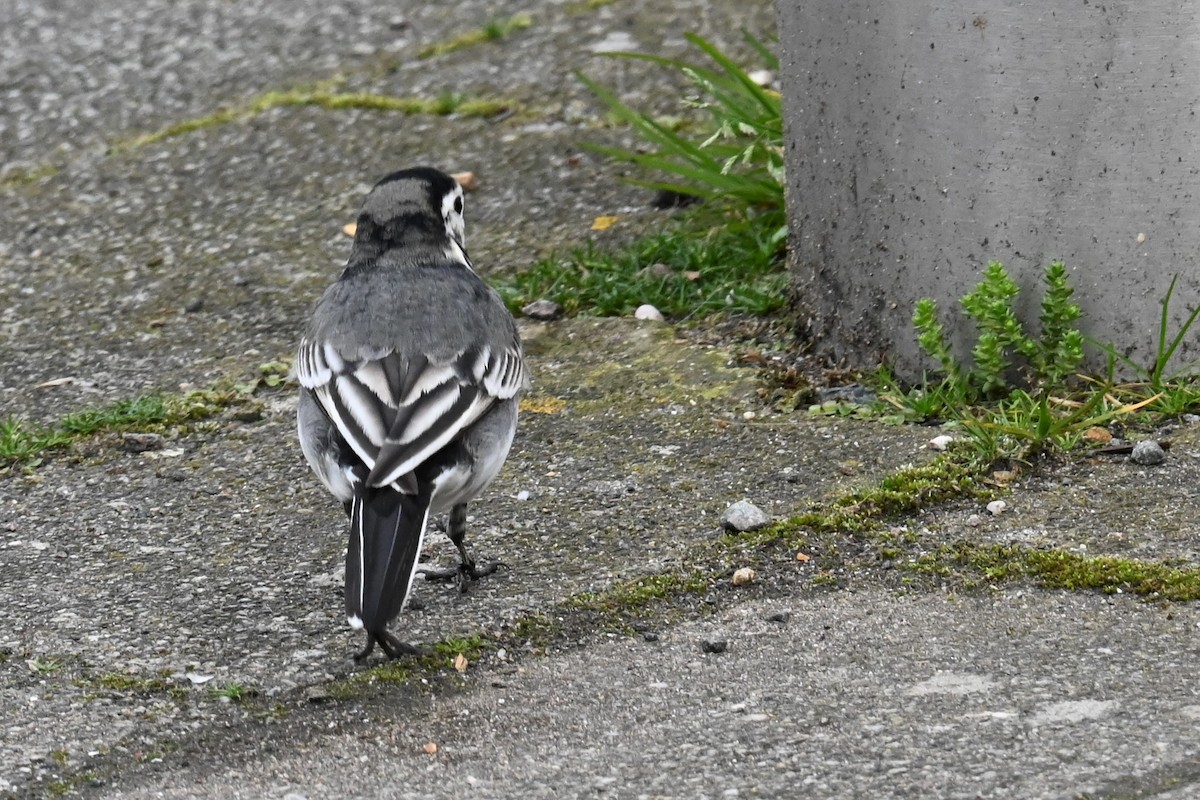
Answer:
[295,337,527,492]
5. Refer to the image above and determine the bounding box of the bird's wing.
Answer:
[296,336,526,490]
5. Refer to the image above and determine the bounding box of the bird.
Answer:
[295,166,529,661]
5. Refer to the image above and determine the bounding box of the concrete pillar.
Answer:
[779,1,1200,378]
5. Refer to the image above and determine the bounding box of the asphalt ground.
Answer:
[2,1,1198,798]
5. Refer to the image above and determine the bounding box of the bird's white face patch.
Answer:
[441,183,466,250]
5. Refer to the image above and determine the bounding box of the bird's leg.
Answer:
[419,503,505,592]
[354,630,426,663]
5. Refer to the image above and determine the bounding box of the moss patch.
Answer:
[913,541,1200,601]
[113,87,516,152]
[749,458,993,547]
[565,571,713,614]
[0,162,60,189]
[0,365,288,471]
[95,673,171,694]
[417,14,534,59]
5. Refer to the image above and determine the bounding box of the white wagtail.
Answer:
[295,167,529,661]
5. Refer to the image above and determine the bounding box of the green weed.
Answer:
[912,261,1083,401]
[580,31,786,246]
[208,682,256,702]
[497,31,787,321]
[498,217,786,319]
[886,261,1159,462]
[1098,275,1200,389]
[30,657,61,674]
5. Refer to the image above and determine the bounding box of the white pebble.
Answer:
[928,434,954,451]
[634,304,664,322]
[515,490,531,501]
[747,69,775,87]
[721,500,770,532]
[986,500,1007,516]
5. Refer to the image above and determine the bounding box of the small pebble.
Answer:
[766,610,791,624]
[721,500,770,532]
[731,567,756,586]
[747,69,775,87]
[1130,440,1166,466]
[634,304,665,322]
[184,298,204,313]
[642,632,660,643]
[928,434,954,451]
[522,299,562,321]
[986,500,1007,516]
[515,490,531,501]
[966,513,983,527]
[701,639,728,654]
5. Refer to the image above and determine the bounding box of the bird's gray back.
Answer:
[306,258,517,362]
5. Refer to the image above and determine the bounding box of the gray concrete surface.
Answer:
[79,594,1200,800]
[780,1,1200,378]
[2,0,1199,798]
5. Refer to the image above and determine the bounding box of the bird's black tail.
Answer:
[345,485,432,638]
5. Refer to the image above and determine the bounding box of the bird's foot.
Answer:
[420,559,507,593]
[354,631,427,663]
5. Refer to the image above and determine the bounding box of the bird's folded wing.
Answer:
[296,337,527,490]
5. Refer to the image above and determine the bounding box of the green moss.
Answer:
[913,542,1200,600]
[96,673,170,694]
[0,162,59,189]
[418,14,534,59]
[505,612,559,650]
[745,458,990,548]
[114,88,516,152]
[0,369,285,470]
[811,571,840,588]
[430,634,489,661]
[565,0,620,12]
[565,571,712,614]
